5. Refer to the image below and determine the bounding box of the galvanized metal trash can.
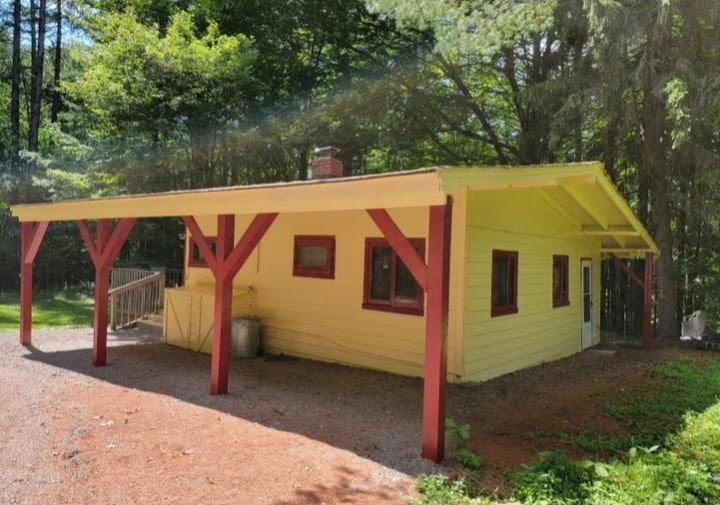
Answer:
[231,318,261,357]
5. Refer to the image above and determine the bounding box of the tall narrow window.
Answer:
[553,255,570,307]
[491,250,518,316]
[363,237,425,315]
[188,236,217,268]
[293,235,335,279]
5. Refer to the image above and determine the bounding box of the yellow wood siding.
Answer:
[462,189,602,382]
[184,209,465,380]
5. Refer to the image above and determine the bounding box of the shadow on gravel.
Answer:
[22,327,441,476]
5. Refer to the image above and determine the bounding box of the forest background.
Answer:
[1,0,719,343]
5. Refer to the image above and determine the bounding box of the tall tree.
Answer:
[10,0,22,169]
[28,0,48,171]
[367,0,594,166]
[65,11,257,189]
[51,0,62,123]
[586,0,720,341]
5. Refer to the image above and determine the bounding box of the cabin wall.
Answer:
[183,207,465,380]
[463,189,602,383]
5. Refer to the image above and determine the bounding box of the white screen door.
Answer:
[581,259,593,349]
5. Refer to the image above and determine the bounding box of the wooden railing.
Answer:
[109,269,165,330]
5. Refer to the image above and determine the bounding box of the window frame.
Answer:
[362,237,425,316]
[491,249,519,317]
[293,235,336,279]
[552,254,570,308]
[188,235,217,268]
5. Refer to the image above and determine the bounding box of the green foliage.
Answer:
[0,289,95,330]
[409,475,491,505]
[513,450,595,504]
[587,450,720,504]
[605,359,720,447]
[512,358,720,504]
[445,418,484,471]
[671,402,720,471]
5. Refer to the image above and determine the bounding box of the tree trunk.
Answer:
[51,0,62,124]
[10,0,22,171]
[641,90,676,342]
[28,0,47,173]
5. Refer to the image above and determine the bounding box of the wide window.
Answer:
[553,255,570,307]
[293,235,335,279]
[363,237,425,315]
[492,250,518,317]
[188,235,217,268]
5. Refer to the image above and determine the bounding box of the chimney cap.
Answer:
[314,146,340,158]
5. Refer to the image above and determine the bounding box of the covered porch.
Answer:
[12,169,453,461]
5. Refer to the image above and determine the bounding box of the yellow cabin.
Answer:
[156,161,655,384]
[10,157,657,461]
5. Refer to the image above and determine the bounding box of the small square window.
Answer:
[293,236,335,279]
[492,249,518,317]
[553,255,570,307]
[362,237,425,316]
[188,235,217,268]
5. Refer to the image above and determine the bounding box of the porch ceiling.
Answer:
[439,162,658,258]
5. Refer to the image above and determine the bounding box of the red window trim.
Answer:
[491,249,518,317]
[553,254,570,308]
[293,235,336,279]
[362,237,425,316]
[188,235,217,268]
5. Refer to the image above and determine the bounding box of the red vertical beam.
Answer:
[211,214,235,395]
[184,213,276,394]
[643,252,654,350]
[77,218,136,366]
[92,219,112,366]
[422,198,452,462]
[19,221,49,345]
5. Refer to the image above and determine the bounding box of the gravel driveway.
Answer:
[0,327,443,505]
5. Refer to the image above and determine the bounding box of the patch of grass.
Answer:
[605,358,720,448]
[555,358,720,456]
[409,475,491,505]
[554,427,645,456]
[0,289,95,330]
[509,358,720,504]
[513,450,596,504]
[414,357,720,504]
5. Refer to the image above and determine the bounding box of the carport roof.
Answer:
[10,162,657,257]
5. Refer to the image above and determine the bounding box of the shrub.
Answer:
[409,475,491,505]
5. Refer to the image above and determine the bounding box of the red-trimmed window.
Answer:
[293,235,335,279]
[553,254,570,307]
[492,249,518,317]
[363,237,425,316]
[188,235,217,268]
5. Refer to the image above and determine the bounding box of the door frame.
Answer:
[581,258,593,349]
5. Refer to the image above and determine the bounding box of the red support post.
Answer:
[77,218,137,366]
[643,252,654,350]
[422,199,452,462]
[211,214,235,394]
[183,213,277,394]
[20,221,49,345]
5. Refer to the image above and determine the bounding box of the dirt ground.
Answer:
[0,327,706,504]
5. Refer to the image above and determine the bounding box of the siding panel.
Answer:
[463,188,602,382]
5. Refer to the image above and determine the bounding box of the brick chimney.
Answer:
[310,146,343,179]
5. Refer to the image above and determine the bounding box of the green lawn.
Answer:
[0,290,95,330]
